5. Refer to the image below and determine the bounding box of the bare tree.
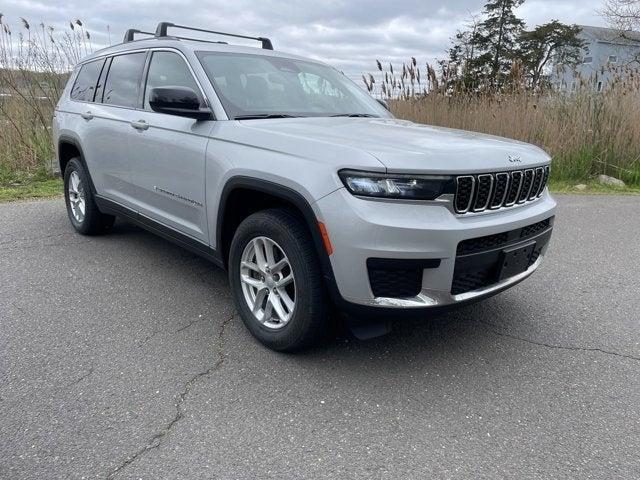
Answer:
[601,0,640,29]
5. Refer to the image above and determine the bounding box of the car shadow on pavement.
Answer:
[109,219,528,366]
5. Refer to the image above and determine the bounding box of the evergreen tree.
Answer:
[444,0,584,91]
[518,21,584,89]
[473,0,526,87]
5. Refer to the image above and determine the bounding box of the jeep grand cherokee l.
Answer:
[53,22,556,351]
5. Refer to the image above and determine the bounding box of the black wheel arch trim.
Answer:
[58,134,98,195]
[217,176,342,303]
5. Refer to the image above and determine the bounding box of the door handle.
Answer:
[130,120,149,131]
[81,111,93,120]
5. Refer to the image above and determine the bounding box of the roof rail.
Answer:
[154,22,274,50]
[123,29,154,43]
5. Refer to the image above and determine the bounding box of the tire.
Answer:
[228,208,329,351]
[63,157,115,235]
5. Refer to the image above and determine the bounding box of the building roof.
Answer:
[579,25,640,46]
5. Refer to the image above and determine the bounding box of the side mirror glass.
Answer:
[149,86,212,120]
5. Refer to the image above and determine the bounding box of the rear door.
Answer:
[125,49,213,243]
[64,58,107,186]
[89,51,149,208]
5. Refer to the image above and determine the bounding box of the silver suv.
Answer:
[53,23,556,351]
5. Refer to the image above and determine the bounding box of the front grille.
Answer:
[451,245,546,295]
[517,169,535,203]
[489,173,509,209]
[454,176,475,213]
[519,218,551,238]
[456,217,552,256]
[528,167,544,201]
[367,258,440,298]
[472,175,493,211]
[505,171,523,206]
[454,166,549,214]
[451,218,553,295]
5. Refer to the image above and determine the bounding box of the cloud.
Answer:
[1,0,606,77]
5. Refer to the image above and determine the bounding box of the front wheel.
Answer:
[228,209,328,351]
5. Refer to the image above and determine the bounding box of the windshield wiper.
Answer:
[234,113,301,120]
[330,113,379,118]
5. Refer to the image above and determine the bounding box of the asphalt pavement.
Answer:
[1,195,639,479]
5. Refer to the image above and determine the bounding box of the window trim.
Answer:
[94,56,111,103]
[68,47,213,118]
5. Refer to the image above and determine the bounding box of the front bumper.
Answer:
[315,188,556,309]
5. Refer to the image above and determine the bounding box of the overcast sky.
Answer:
[2,0,607,76]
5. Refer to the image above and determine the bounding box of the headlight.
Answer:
[338,170,455,200]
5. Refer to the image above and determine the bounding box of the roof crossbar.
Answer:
[154,22,274,50]
[123,29,154,43]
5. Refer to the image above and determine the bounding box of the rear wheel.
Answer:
[229,209,328,351]
[64,158,114,235]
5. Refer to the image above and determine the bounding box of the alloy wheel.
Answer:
[239,236,296,330]
[68,171,86,223]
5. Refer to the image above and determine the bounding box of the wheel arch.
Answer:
[216,177,337,291]
[57,135,98,194]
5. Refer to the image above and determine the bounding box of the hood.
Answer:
[239,117,550,174]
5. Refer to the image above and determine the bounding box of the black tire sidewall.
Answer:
[228,210,327,351]
[64,158,87,232]
[63,157,112,235]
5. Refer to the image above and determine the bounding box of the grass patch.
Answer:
[0,177,63,203]
[548,179,640,195]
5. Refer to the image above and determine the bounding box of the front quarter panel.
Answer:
[204,121,384,250]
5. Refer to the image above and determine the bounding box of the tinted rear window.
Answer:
[103,52,147,108]
[70,59,104,102]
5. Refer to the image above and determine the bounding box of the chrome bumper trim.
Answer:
[371,255,543,308]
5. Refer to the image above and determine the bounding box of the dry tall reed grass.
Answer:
[0,17,84,184]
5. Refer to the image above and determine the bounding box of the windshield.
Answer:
[196,51,390,119]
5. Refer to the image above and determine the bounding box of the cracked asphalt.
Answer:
[1,195,639,479]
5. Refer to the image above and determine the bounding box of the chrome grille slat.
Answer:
[529,167,544,200]
[454,176,475,213]
[489,173,510,209]
[505,171,523,206]
[472,174,494,212]
[454,167,549,214]
[517,169,535,204]
[537,166,550,197]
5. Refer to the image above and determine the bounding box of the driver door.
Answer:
[126,50,214,243]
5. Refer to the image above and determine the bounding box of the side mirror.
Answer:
[149,86,212,120]
[376,98,390,111]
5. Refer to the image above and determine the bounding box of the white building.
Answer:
[551,25,640,92]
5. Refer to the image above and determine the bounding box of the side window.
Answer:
[143,51,202,110]
[103,52,147,108]
[70,59,104,102]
